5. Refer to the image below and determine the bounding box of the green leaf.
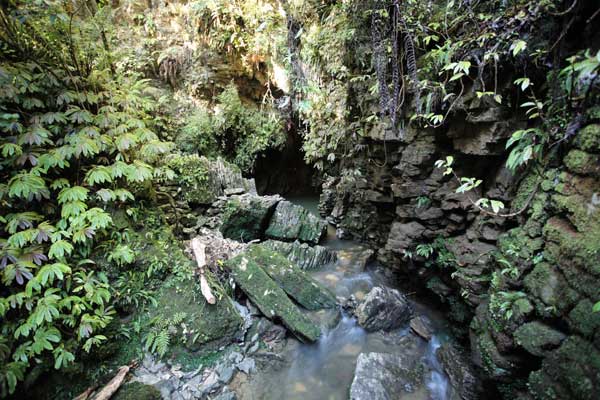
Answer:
[592,301,600,313]
[85,166,113,185]
[490,200,504,214]
[48,240,74,259]
[61,201,88,219]
[8,173,49,200]
[57,186,89,204]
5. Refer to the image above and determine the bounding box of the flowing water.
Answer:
[235,197,451,400]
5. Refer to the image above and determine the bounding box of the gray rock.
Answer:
[356,286,412,331]
[262,239,337,270]
[216,363,235,384]
[220,194,281,242]
[436,343,481,400]
[213,389,237,400]
[410,316,433,341]
[236,357,256,374]
[513,321,567,357]
[265,201,327,244]
[199,370,220,396]
[350,352,425,400]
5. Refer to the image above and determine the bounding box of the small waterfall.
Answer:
[425,336,450,400]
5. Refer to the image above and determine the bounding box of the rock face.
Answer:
[265,201,327,244]
[356,286,412,331]
[245,244,336,310]
[261,239,336,270]
[349,352,425,400]
[219,194,281,242]
[224,253,321,342]
[513,321,566,357]
[436,343,481,400]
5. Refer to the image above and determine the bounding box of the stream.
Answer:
[234,197,452,400]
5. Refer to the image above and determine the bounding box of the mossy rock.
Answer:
[543,216,600,281]
[224,253,321,342]
[220,195,280,242]
[523,262,579,316]
[575,124,600,154]
[528,336,600,400]
[113,382,161,400]
[564,149,600,176]
[567,299,600,338]
[245,244,336,310]
[262,239,337,270]
[265,201,326,244]
[153,277,243,351]
[513,321,566,357]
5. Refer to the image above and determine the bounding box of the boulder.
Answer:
[265,201,327,244]
[245,244,337,310]
[220,194,280,242]
[436,343,481,400]
[261,239,336,270]
[349,352,425,400]
[154,277,243,351]
[356,286,412,331]
[513,321,566,357]
[224,254,320,342]
[410,316,433,341]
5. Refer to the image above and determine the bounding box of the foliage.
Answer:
[176,83,285,172]
[0,1,172,395]
[411,237,456,269]
[143,312,187,358]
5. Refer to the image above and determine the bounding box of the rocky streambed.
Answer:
[107,166,481,400]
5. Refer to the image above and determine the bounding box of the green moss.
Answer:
[220,196,279,242]
[245,244,336,310]
[224,253,321,342]
[513,321,566,357]
[523,262,579,316]
[113,382,162,400]
[568,299,600,338]
[265,201,326,244]
[528,336,600,400]
[152,277,243,352]
[564,149,599,175]
[575,124,600,153]
[166,153,213,204]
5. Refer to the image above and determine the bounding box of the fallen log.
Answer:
[191,237,216,304]
[90,365,129,400]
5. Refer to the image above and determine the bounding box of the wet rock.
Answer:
[436,343,481,400]
[261,239,337,270]
[513,321,566,357]
[220,194,281,242]
[265,200,327,244]
[349,352,425,400]
[356,286,412,331]
[245,244,337,310]
[224,254,321,341]
[410,316,433,341]
[355,248,375,269]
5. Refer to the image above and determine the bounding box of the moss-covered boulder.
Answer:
[567,299,600,338]
[523,262,579,316]
[113,382,162,400]
[224,254,321,342]
[245,244,336,310]
[153,277,243,351]
[262,239,336,270]
[220,194,280,242]
[513,321,566,357]
[575,123,600,153]
[265,201,327,244]
[564,149,600,176]
[528,336,600,400]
